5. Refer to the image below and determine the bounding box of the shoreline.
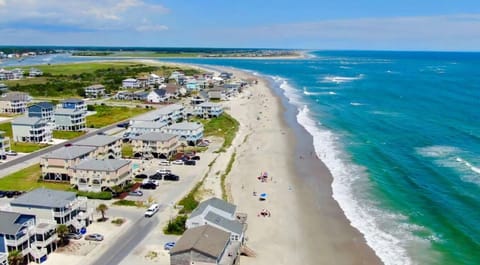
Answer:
[217,67,382,264]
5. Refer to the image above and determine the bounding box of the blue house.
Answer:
[61,98,86,111]
[27,102,54,122]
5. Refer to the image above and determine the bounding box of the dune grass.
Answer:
[86,105,149,128]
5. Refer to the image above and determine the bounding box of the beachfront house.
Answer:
[27,102,55,123]
[41,146,96,182]
[128,121,168,136]
[11,117,52,143]
[84,84,106,98]
[0,131,10,154]
[130,104,185,126]
[133,91,149,101]
[0,210,57,264]
[165,83,182,98]
[162,122,203,145]
[137,77,148,88]
[73,135,122,159]
[69,159,132,192]
[9,188,92,234]
[186,197,244,242]
[11,68,24,80]
[114,91,133,100]
[131,132,178,159]
[169,71,184,83]
[170,225,239,265]
[122,78,140,88]
[0,92,31,114]
[148,73,164,85]
[29,68,43,77]
[147,88,170,103]
[194,102,223,118]
[208,87,227,100]
[219,72,233,80]
[54,99,86,131]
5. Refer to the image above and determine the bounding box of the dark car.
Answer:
[163,174,179,181]
[117,122,129,128]
[149,173,163,180]
[135,174,148,179]
[5,191,22,198]
[64,143,72,147]
[0,155,6,160]
[0,190,6,198]
[140,182,157,190]
[184,160,196,166]
[190,155,200,161]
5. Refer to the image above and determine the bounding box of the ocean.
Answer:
[3,51,480,265]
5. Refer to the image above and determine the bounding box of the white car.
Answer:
[172,160,184,165]
[145,204,159,217]
[157,168,172,175]
[159,160,170,166]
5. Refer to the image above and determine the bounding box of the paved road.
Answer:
[0,121,125,176]
[89,206,165,265]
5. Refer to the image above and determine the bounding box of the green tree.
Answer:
[56,224,69,246]
[96,203,109,221]
[8,250,23,265]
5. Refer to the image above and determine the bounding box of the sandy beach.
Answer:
[220,69,382,264]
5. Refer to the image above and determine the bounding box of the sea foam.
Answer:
[321,74,364,84]
[273,76,423,265]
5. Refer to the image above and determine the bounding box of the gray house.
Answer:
[27,102,54,122]
[170,225,239,265]
[54,108,85,131]
[74,135,122,159]
[11,116,51,143]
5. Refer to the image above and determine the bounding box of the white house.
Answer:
[162,121,203,145]
[29,68,43,77]
[84,84,105,98]
[148,73,164,85]
[147,88,170,103]
[12,117,52,143]
[194,102,224,118]
[122,78,140,88]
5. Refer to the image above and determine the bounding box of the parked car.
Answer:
[140,182,157,190]
[135,174,148,179]
[184,160,196,166]
[117,122,129,128]
[163,174,179,181]
[149,173,163,180]
[5,151,17,156]
[172,160,184,165]
[190,155,200,161]
[64,143,72,147]
[67,233,82,240]
[0,155,6,160]
[5,191,22,198]
[0,190,6,198]
[159,160,170,166]
[144,204,160,217]
[129,190,143,196]
[85,233,104,241]
[164,241,176,250]
[157,168,172,175]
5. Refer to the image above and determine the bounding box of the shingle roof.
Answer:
[55,108,82,115]
[166,122,203,131]
[190,197,236,219]
[10,188,77,209]
[0,211,24,235]
[71,159,131,171]
[30,102,53,109]
[204,211,243,235]
[74,135,120,147]
[132,132,177,142]
[12,116,44,126]
[130,121,167,129]
[170,225,230,258]
[43,146,95,160]
[0,92,30,102]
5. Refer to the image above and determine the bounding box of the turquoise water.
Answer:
[4,51,480,264]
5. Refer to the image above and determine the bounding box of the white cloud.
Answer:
[136,24,169,32]
[0,0,6,8]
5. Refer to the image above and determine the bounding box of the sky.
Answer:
[1,0,480,51]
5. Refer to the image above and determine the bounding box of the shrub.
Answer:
[164,215,187,235]
[111,218,125,225]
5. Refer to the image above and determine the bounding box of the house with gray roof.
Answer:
[74,135,122,159]
[194,102,223,118]
[11,116,51,143]
[162,121,203,145]
[170,225,239,265]
[130,104,185,126]
[40,146,96,182]
[147,88,170,103]
[186,197,244,242]
[0,92,31,114]
[0,210,57,264]
[54,108,86,131]
[128,121,168,136]
[27,102,55,122]
[84,84,105,98]
[9,188,92,234]
[131,132,178,159]
[69,159,132,192]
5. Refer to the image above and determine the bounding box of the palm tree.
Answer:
[56,224,69,246]
[96,203,108,222]
[8,250,23,265]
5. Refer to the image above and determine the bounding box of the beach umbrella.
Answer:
[259,193,267,200]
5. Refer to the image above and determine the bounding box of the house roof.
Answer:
[130,121,167,129]
[123,78,137,82]
[85,84,105,89]
[29,102,53,110]
[149,73,160,78]
[164,84,179,94]
[74,135,120,147]
[190,197,236,219]
[170,225,230,258]
[199,102,222,108]
[0,211,29,235]
[12,116,44,126]
[132,132,177,142]
[166,122,203,131]
[204,211,243,235]
[71,159,131,171]
[10,188,77,209]
[55,108,82,115]
[0,92,30,102]
[151,88,166,97]
[43,146,96,160]
[62,98,84,104]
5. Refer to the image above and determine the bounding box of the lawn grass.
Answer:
[0,122,12,138]
[86,105,149,128]
[196,113,239,152]
[11,142,49,153]
[15,62,138,76]
[52,130,85,140]
[3,77,49,86]
[113,199,138,207]
[0,164,70,191]
[122,143,133,158]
